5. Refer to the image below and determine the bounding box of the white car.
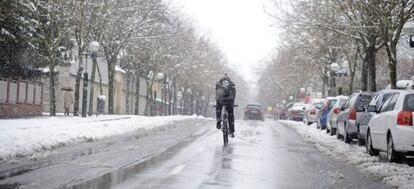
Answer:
[366,90,414,162]
[326,95,348,135]
[303,99,324,125]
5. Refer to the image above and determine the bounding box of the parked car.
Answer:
[303,100,324,125]
[336,91,373,143]
[279,102,294,120]
[327,95,349,135]
[288,103,308,121]
[366,90,414,162]
[317,97,337,130]
[356,90,398,145]
[244,103,264,121]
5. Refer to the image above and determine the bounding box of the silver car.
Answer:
[356,90,398,145]
[303,100,323,125]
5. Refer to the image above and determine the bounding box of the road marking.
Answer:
[170,165,186,175]
[197,146,205,153]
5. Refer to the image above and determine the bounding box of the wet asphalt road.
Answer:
[0,119,388,189]
[113,120,387,189]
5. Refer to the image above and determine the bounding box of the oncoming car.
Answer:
[244,103,264,121]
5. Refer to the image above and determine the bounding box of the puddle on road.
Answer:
[62,133,204,189]
[0,183,21,189]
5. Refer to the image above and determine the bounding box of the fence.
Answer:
[0,77,42,105]
[0,77,43,118]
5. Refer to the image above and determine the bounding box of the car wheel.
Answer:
[387,134,403,163]
[344,130,352,144]
[357,133,365,146]
[330,128,336,136]
[366,131,379,156]
[336,128,342,140]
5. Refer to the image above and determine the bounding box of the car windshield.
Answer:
[328,100,337,109]
[357,94,372,106]
[404,94,414,111]
[247,104,261,110]
[313,102,323,109]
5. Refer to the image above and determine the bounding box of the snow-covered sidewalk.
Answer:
[279,120,414,189]
[0,115,208,162]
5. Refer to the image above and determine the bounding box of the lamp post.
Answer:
[403,21,414,47]
[157,73,164,116]
[87,41,100,116]
[403,21,414,89]
[177,91,183,115]
[81,54,90,117]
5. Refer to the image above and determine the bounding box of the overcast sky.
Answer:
[171,0,280,83]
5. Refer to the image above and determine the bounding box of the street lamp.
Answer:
[87,41,100,116]
[403,20,414,47]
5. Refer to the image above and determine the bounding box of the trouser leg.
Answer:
[226,104,235,133]
[216,102,223,121]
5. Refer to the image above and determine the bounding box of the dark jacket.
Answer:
[216,76,236,102]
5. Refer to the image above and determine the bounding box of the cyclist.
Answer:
[215,73,236,137]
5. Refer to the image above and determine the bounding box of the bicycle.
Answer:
[214,104,238,145]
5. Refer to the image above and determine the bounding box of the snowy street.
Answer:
[0,119,388,189]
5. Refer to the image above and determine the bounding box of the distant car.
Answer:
[303,101,323,125]
[357,90,397,145]
[244,103,264,121]
[279,102,294,120]
[288,103,308,121]
[336,91,373,144]
[366,90,414,162]
[317,97,337,130]
[265,114,275,120]
[327,96,349,135]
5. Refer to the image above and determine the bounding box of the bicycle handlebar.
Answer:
[213,104,239,108]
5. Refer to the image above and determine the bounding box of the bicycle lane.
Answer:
[113,120,388,189]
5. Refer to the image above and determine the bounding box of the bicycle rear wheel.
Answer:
[223,120,228,145]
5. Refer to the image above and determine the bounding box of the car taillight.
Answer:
[333,107,341,114]
[310,109,316,115]
[348,107,356,120]
[397,111,413,126]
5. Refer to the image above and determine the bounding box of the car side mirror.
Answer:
[367,105,377,113]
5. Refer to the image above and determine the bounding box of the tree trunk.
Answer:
[134,76,140,115]
[363,44,377,92]
[172,78,177,115]
[107,57,116,114]
[385,44,398,89]
[73,54,83,116]
[349,70,355,94]
[144,78,153,116]
[125,72,131,114]
[322,76,328,97]
[88,53,97,116]
[367,46,377,92]
[48,62,56,116]
[361,56,369,91]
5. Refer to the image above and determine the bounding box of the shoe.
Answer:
[230,132,235,138]
[216,121,221,129]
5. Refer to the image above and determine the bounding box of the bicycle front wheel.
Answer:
[223,121,228,145]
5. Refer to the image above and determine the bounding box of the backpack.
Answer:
[216,79,231,99]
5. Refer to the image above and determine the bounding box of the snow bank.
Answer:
[279,120,414,188]
[0,115,207,162]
